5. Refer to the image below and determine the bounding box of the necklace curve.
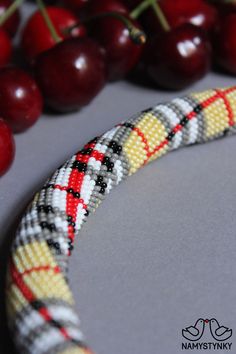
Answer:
[6,86,236,354]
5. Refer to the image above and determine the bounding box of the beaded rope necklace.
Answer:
[6,87,236,354]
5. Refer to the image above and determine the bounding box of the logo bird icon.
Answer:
[209,318,233,341]
[182,318,207,341]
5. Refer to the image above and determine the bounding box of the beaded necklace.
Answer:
[6,87,236,354]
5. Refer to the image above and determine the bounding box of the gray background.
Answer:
[0,4,236,354]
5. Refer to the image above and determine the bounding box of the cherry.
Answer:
[0,117,15,176]
[0,28,12,67]
[144,24,211,90]
[92,15,144,81]
[128,0,217,35]
[213,14,236,74]
[21,6,86,63]
[88,0,129,16]
[159,0,217,32]
[34,37,107,112]
[0,68,43,133]
[0,0,20,37]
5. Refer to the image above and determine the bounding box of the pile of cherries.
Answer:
[0,0,236,177]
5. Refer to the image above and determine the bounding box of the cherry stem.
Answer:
[130,0,170,32]
[130,0,154,19]
[36,0,61,43]
[66,11,146,45]
[0,0,24,26]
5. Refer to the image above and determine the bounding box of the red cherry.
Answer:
[0,0,20,37]
[159,0,217,32]
[92,15,144,81]
[0,28,12,67]
[214,14,236,74]
[144,24,211,90]
[0,117,15,176]
[88,0,129,16]
[21,6,86,63]
[128,0,217,35]
[0,68,43,133]
[34,37,107,112]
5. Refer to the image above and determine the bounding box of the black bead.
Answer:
[67,215,73,222]
[101,182,107,188]
[47,239,53,246]
[180,116,189,126]
[72,161,87,172]
[193,104,202,114]
[49,223,56,232]
[37,205,44,212]
[40,221,48,229]
[123,122,134,129]
[54,242,60,250]
[223,128,230,136]
[31,300,43,310]
[74,192,80,199]
[100,187,106,194]
[80,148,93,155]
[44,205,53,213]
[141,108,152,114]
[43,183,54,190]
[102,156,110,164]
[85,210,89,216]
[108,140,122,155]
[67,188,74,194]
[167,131,175,141]
[88,137,99,144]
[49,319,62,329]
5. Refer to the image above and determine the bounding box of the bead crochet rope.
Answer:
[6,87,236,354]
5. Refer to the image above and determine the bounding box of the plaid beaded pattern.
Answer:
[6,87,236,354]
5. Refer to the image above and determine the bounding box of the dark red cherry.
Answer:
[0,28,12,67]
[144,24,211,90]
[21,6,86,63]
[128,0,217,35]
[213,14,236,74]
[0,117,15,176]
[34,38,107,112]
[88,0,129,16]
[159,0,217,32]
[0,68,43,133]
[92,15,144,81]
[0,0,20,37]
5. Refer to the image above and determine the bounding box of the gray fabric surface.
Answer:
[0,9,235,351]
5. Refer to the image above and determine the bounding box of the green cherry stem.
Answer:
[130,0,170,32]
[0,0,24,26]
[130,0,154,19]
[66,11,146,45]
[36,0,61,43]
[151,1,170,31]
